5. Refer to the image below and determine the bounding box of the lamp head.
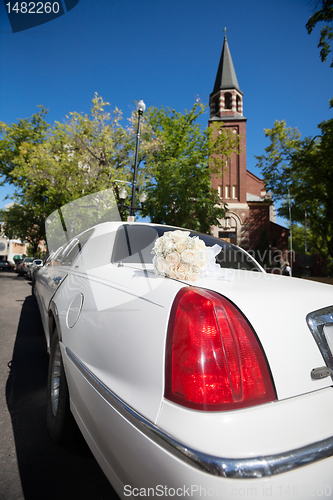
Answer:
[139,192,147,204]
[119,186,128,200]
[137,99,146,115]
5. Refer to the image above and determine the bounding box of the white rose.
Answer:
[167,230,191,242]
[181,248,199,265]
[166,265,177,279]
[175,263,191,280]
[193,237,206,252]
[175,238,188,253]
[166,251,181,266]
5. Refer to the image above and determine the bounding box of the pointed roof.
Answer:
[212,32,241,95]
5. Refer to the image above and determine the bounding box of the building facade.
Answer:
[0,230,28,264]
[0,202,45,264]
[209,32,288,263]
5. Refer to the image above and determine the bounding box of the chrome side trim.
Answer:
[66,348,333,479]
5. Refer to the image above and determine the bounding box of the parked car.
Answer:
[34,221,333,499]
[27,258,43,280]
[0,260,14,271]
[16,257,34,276]
[14,258,23,271]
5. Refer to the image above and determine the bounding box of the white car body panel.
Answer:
[35,221,333,498]
[54,268,180,421]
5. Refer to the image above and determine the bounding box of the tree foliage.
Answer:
[0,94,135,210]
[255,117,333,272]
[306,0,333,67]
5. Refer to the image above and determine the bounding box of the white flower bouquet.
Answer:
[152,230,208,281]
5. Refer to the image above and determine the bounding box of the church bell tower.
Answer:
[208,31,288,258]
[209,30,248,244]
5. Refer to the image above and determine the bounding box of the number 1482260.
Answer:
[6,2,60,14]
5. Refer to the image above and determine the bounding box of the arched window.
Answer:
[224,93,232,109]
[236,96,241,112]
[210,95,220,117]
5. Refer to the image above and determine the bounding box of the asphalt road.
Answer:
[0,271,119,500]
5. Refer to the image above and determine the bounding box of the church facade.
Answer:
[209,33,288,262]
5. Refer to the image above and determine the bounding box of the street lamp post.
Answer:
[288,188,293,274]
[130,99,146,218]
[115,178,147,220]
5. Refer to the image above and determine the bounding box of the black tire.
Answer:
[46,329,74,444]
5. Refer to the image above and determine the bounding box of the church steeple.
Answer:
[209,30,244,119]
[208,30,288,257]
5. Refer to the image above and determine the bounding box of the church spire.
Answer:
[212,29,240,95]
[209,29,243,119]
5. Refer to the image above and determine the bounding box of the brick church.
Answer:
[209,32,288,256]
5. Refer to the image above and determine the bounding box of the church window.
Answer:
[225,185,230,198]
[211,95,220,117]
[236,96,241,112]
[218,185,223,198]
[224,93,232,109]
[232,185,238,199]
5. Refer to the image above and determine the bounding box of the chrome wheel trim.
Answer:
[50,339,61,416]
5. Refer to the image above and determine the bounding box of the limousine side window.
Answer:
[45,246,64,267]
[61,228,95,267]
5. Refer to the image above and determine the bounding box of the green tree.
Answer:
[8,94,133,212]
[0,95,161,227]
[0,105,50,191]
[0,95,136,244]
[306,0,333,67]
[142,103,239,233]
[255,118,333,273]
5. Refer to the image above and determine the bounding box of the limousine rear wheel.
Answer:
[46,329,73,444]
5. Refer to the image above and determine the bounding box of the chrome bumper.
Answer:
[66,348,333,479]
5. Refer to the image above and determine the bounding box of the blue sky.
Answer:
[0,0,332,227]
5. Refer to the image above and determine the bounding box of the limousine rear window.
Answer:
[111,225,261,272]
[112,225,158,264]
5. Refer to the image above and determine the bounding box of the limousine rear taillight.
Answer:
[165,287,276,411]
